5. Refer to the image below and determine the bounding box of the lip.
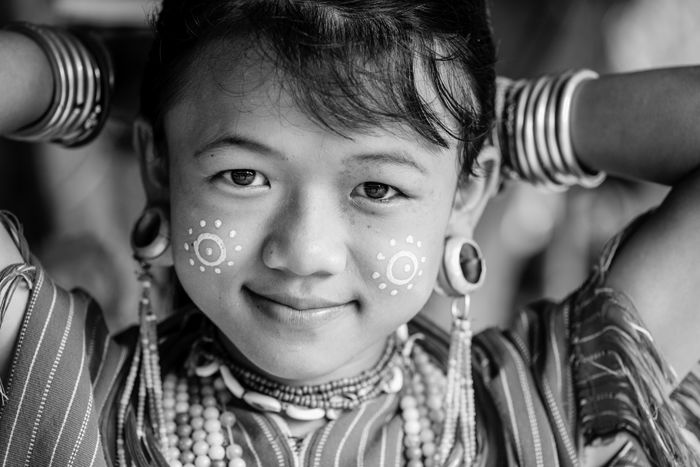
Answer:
[243,287,354,329]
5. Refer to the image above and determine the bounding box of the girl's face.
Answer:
[162,51,464,385]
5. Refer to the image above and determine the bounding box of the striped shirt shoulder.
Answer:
[475,213,700,466]
[0,261,131,467]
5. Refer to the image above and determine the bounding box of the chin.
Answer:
[243,338,349,385]
[210,298,392,386]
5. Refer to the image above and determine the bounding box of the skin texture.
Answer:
[0,31,53,134]
[147,47,493,386]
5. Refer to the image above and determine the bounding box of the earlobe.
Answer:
[133,118,169,202]
[448,145,501,235]
[131,205,174,267]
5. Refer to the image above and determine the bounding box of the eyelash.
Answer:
[353,182,404,203]
[213,171,405,204]
[217,169,270,188]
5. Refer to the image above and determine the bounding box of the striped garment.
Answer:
[0,211,698,466]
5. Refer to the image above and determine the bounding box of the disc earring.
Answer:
[435,236,485,297]
[131,205,170,262]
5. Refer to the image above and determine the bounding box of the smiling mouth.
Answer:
[243,287,354,328]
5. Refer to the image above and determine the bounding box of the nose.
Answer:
[262,190,347,277]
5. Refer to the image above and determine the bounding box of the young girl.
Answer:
[1,1,699,466]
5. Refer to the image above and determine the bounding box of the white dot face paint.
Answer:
[185,219,243,273]
[372,236,427,297]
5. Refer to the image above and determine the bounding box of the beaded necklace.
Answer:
[155,333,457,467]
[191,334,404,420]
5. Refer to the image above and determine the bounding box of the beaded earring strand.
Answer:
[435,296,475,465]
[116,265,168,467]
[117,206,172,467]
[432,237,485,466]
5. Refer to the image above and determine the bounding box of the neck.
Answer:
[216,329,391,387]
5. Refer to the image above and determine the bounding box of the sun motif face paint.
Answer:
[184,218,243,274]
[372,235,427,296]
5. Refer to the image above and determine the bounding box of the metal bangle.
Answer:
[65,27,113,147]
[514,78,536,183]
[501,79,523,181]
[532,75,566,190]
[557,69,606,188]
[546,71,576,185]
[71,33,95,135]
[44,28,77,140]
[523,76,551,188]
[29,27,72,141]
[59,32,92,142]
[60,31,86,138]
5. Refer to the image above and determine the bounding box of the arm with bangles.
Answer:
[572,68,700,386]
[0,30,53,385]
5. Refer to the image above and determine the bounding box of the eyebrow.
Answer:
[193,135,287,160]
[348,152,428,175]
[194,134,428,174]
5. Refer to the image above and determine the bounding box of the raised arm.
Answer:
[572,67,700,382]
[573,66,700,185]
[0,30,53,385]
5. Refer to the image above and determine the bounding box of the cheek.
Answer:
[365,234,439,300]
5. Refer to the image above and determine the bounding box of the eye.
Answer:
[224,169,269,187]
[354,182,402,201]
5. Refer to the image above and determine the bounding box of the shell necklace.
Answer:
[158,332,452,466]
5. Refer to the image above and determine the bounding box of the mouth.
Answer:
[243,287,355,329]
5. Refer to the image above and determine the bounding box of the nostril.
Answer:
[262,234,346,277]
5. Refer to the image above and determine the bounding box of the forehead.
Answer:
[163,38,461,146]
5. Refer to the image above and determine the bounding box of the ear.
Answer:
[133,117,169,204]
[132,118,174,268]
[446,145,501,237]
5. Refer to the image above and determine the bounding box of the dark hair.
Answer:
[140,0,496,176]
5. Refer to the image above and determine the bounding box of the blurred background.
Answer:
[1,0,700,333]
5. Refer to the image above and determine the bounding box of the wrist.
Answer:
[0,30,53,134]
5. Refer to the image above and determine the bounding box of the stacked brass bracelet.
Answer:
[493,70,606,191]
[3,22,113,148]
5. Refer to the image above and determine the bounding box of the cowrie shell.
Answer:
[219,366,245,398]
[284,405,326,421]
[243,392,282,413]
[380,366,404,394]
[195,361,219,377]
